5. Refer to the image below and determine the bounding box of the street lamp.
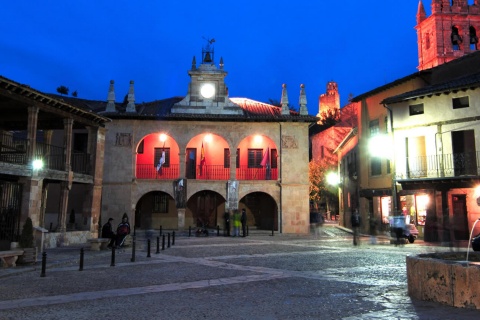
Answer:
[368,132,397,214]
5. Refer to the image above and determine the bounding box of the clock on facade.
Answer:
[200,83,215,99]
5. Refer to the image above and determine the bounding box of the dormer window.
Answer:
[470,26,478,50]
[409,104,424,116]
[451,26,463,50]
[452,96,469,109]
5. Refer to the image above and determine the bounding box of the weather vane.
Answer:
[203,37,215,45]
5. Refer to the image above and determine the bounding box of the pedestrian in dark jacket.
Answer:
[241,209,247,237]
[101,218,116,248]
[116,213,131,247]
[351,209,361,246]
[224,211,230,237]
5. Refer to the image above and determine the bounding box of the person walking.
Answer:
[241,209,247,237]
[232,210,241,237]
[351,209,361,246]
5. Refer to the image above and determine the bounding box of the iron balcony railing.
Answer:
[135,164,278,181]
[396,151,480,179]
[136,164,180,180]
[0,133,91,174]
[196,165,230,180]
[236,166,278,180]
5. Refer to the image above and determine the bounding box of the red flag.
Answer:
[200,142,206,166]
[260,146,270,167]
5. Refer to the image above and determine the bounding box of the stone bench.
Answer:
[87,238,110,251]
[0,250,24,268]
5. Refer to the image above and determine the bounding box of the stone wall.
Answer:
[407,253,480,309]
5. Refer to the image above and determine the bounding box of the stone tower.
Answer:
[416,0,480,71]
[317,81,340,117]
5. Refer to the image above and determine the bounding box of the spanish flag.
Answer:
[200,142,206,166]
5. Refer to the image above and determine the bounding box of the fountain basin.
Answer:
[407,252,480,309]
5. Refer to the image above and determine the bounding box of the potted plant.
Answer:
[18,217,37,264]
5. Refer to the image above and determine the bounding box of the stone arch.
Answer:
[134,190,176,230]
[239,192,278,231]
[135,132,180,179]
[187,190,226,228]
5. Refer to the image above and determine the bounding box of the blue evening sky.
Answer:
[0,1,429,115]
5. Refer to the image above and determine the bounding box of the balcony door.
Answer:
[407,136,426,178]
[186,148,196,179]
[452,130,476,176]
[452,194,469,240]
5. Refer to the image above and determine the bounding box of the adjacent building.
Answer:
[0,76,109,250]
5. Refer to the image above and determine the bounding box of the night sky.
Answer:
[1,1,428,115]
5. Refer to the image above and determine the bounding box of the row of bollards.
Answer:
[39,232,177,277]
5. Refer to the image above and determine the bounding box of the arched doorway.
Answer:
[135,191,176,230]
[187,190,225,228]
[240,192,278,231]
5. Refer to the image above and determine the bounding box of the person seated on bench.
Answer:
[115,213,131,247]
[101,218,116,248]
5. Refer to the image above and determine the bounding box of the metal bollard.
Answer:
[162,234,165,250]
[131,235,136,262]
[172,231,175,246]
[217,225,220,236]
[147,239,151,258]
[110,245,115,267]
[79,248,84,271]
[40,252,47,277]
[156,236,160,254]
[189,226,191,237]
[160,225,162,236]
[167,233,171,248]
[133,225,136,236]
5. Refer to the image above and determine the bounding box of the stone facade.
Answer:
[416,0,480,71]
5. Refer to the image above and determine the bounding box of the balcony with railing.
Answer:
[136,164,180,180]
[0,133,91,174]
[195,165,230,180]
[135,163,278,181]
[396,152,480,180]
[236,166,278,180]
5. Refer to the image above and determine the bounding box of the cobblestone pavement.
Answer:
[0,226,479,320]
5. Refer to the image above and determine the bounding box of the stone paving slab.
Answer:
[0,228,479,319]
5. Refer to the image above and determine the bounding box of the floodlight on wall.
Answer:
[32,159,44,170]
[159,133,167,142]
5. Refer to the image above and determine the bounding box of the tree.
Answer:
[318,108,340,128]
[56,85,69,96]
[72,90,78,97]
[309,159,338,213]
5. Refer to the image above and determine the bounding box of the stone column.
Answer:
[178,151,186,178]
[57,181,70,233]
[230,151,236,180]
[26,106,39,164]
[85,127,105,236]
[177,208,185,231]
[63,118,74,172]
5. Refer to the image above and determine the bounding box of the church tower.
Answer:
[172,39,242,115]
[317,81,339,117]
[416,0,480,71]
